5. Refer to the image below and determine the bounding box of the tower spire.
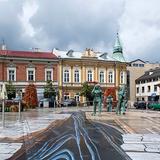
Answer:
[112,33,125,62]
[113,32,123,54]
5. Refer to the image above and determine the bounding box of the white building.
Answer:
[127,59,160,105]
[135,67,160,102]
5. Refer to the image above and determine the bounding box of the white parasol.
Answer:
[0,83,7,100]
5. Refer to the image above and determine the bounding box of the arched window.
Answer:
[64,70,69,82]
[108,71,113,83]
[99,71,104,83]
[74,70,80,83]
[88,70,93,82]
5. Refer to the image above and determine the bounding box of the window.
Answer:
[99,71,104,83]
[46,71,51,81]
[64,93,69,100]
[120,71,125,84]
[142,86,145,93]
[27,68,35,81]
[75,94,80,102]
[28,70,34,81]
[133,63,138,67]
[45,69,53,81]
[8,69,16,81]
[139,64,144,67]
[74,70,80,83]
[148,86,151,92]
[108,71,113,83]
[64,69,69,82]
[137,87,139,93]
[88,70,93,82]
[154,85,157,92]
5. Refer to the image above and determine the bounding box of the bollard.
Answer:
[18,100,21,122]
[2,99,5,127]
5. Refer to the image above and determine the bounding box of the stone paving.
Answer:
[0,143,22,160]
[0,107,160,160]
[0,108,71,160]
[86,108,160,160]
[122,134,160,160]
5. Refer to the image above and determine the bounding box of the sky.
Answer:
[0,0,160,62]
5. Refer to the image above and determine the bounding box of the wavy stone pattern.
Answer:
[10,112,131,160]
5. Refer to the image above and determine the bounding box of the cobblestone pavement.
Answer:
[86,108,160,160]
[0,107,160,160]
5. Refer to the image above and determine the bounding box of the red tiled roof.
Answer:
[0,50,57,59]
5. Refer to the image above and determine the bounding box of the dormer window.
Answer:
[66,50,74,57]
[99,53,108,59]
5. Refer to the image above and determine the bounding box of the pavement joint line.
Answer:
[145,117,160,128]
[114,119,135,134]
[146,128,157,134]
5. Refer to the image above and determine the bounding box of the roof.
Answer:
[129,59,146,64]
[54,49,121,62]
[136,68,160,82]
[0,50,57,59]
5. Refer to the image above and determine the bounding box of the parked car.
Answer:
[134,101,146,109]
[148,103,160,110]
[61,98,77,107]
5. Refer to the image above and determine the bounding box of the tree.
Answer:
[6,81,16,99]
[24,84,38,108]
[44,80,56,98]
[80,82,94,104]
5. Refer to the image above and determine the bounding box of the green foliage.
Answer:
[44,80,56,98]
[80,82,94,101]
[6,81,16,99]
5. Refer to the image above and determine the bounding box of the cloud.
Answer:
[19,0,38,37]
[0,0,160,62]
[119,0,160,62]
[0,0,124,52]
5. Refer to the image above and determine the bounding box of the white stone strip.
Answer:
[121,133,160,160]
[0,143,23,160]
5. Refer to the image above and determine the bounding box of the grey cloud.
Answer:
[1,0,160,62]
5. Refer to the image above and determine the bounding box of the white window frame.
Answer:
[108,70,114,83]
[63,69,70,83]
[99,70,105,83]
[7,67,16,81]
[45,69,53,81]
[27,68,35,81]
[87,70,93,82]
[74,69,80,83]
[120,71,126,84]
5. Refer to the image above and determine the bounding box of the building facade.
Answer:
[127,59,160,106]
[0,48,58,100]
[135,67,160,102]
[56,34,127,104]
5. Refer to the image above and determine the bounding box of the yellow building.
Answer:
[55,34,127,104]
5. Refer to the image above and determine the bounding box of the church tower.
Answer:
[112,33,125,62]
